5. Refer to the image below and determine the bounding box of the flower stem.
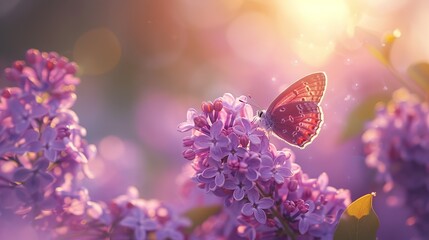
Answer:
[256,183,296,240]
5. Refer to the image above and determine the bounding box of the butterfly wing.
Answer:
[270,101,323,148]
[267,72,326,114]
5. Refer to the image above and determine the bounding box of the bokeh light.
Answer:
[73,27,121,75]
[226,12,276,66]
[276,0,354,66]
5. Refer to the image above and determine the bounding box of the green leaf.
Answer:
[334,193,380,240]
[182,204,222,234]
[407,62,429,94]
[339,94,390,141]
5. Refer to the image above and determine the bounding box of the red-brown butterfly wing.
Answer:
[270,101,323,148]
[267,72,327,114]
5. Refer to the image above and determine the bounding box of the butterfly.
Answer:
[257,72,327,149]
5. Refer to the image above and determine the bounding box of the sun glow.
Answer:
[276,0,354,66]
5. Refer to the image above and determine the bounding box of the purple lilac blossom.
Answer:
[0,49,95,221]
[179,93,351,239]
[363,89,429,237]
[0,49,188,240]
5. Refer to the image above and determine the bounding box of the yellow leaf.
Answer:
[334,193,379,240]
[346,192,375,219]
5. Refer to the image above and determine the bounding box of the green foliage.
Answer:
[340,94,390,141]
[183,204,222,234]
[407,62,429,95]
[334,193,380,240]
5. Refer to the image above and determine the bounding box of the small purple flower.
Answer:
[28,127,66,161]
[13,159,54,191]
[224,133,246,161]
[297,200,324,234]
[194,120,229,160]
[240,153,261,181]
[8,98,47,133]
[156,219,189,240]
[233,118,263,145]
[201,159,230,188]
[241,189,274,224]
[260,151,293,184]
[178,108,198,132]
[120,208,159,240]
[224,175,254,201]
[222,93,247,115]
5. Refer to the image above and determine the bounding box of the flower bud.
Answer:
[46,59,56,71]
[66,62,78,74]
[25,49,40,64]
[183,149,196,160]
[283,200,296,213]
[297,202,309,214]
[193,116,208,128]
[201,101,213,113]
[182,136,194,147]
[239,135,249,147]
[13,61,24,72]
[213,99,223,112]
[288,179,298,192]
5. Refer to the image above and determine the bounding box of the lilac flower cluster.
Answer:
[52,187,189,240]
[0,49,188,239]
[0,49,93,221]
[179,93,351,239]
[363,89,429,236]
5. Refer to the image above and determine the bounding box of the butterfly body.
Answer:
[257,72,327,149]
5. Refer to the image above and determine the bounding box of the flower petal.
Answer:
[51,140,66,150]
[305,213,324,225]
[215,172,225,187]
[233,188,245,201]
[177,122,194,132]
[223,179,236,190]
[120,216,138,228]
[194,135,212,148]
[257,198,274,209]
[13,168,32,182]
[277,167,293,178]
[317,172,329,190]
[44,149,57,161]
[142,219,158,231]
[233,124,246,135]
[41,127,56,143]
[34,159,50,171]
[201,167,218,178]
[246,168,259,181]
[135,227,147,240]
[211,121,223,137]
[246,188,259,204]
[259,166,273,180]
[299,218,310,234]
[249,135,261,144]
[254,208,267,224]
[241,203,254,216]
[261,155,274,166]
[31,104,48,117]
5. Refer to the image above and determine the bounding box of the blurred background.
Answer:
[0,0,428,239]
